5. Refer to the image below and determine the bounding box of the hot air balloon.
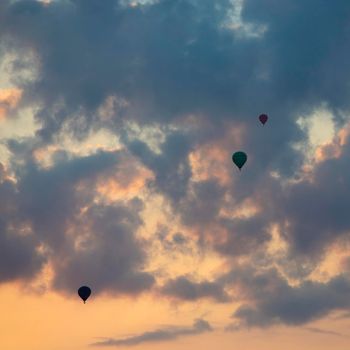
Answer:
[78,286,91,304]
[259,114,268,125]
[232,151,247,171]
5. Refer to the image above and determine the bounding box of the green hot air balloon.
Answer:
[232,151,247,171]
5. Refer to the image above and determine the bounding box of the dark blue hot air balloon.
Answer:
[78,286,91,304]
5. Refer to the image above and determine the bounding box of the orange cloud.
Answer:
[189,144,230,185]
[33,145,61,168]
[96,161,154,202]
[189,123,246,186]
[0,88,22,120]
[314,122,350,163]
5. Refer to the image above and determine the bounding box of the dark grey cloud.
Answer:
[122,130,193,204]
[215,215,271,257]
[91,318,212,347]
[0,0,306,150]
[161,275,230,303]
[242,0,350,111]
[178,179,225,227]
[0,0,241,137]
[0,214,44,283]
[191,127,350,265]
[304,327,346,338]
[272,136,350,258]
[14,146,121,249]
[0,162,45,282]
[174,177,271,257]
[0,0,348,176]
[53,200,155,295]
[215,134,350,326]
[0,143,154,295]
[172,232,187,245]
[224,267,350,328]
[0,229,43,282]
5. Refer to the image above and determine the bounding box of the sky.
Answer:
[1,0,350,349]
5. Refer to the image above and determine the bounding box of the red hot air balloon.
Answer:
[259,114,268,125]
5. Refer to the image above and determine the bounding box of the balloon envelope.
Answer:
[78,286,91,303]
[232,151,247,170]
[259,114,268,125]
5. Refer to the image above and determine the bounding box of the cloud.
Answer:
[0,88,22,119]
[52,200,155,295]
[0,0,349,173]
[0,162,45,282]
[177,179,226,227]
[123,131,193,204]
[15,147,122,249]
[1,0,350,333]
[242,0,350,111]
[160,275,230,303]
[271,131,350,258]
[303,327,346,338]
[225,267,350,328]
[0,0,305,146]
[91,318,212,347]
[0,143,155,295]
